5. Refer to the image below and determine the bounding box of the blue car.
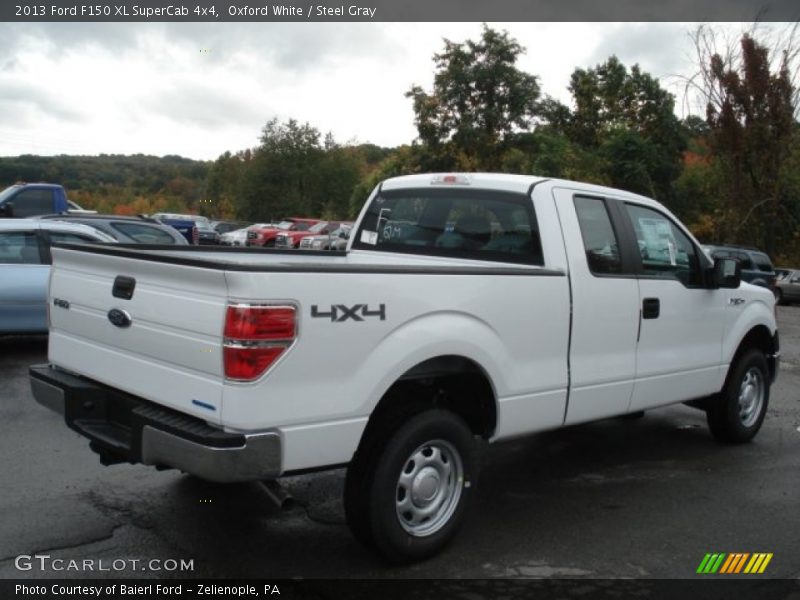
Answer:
[0,219,116,334]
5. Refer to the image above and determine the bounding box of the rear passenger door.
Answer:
[554,189,640,424]
[619,203,726,410]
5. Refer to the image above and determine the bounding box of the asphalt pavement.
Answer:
[1,308,798,579]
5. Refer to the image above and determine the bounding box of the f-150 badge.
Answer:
[311,304,386,322]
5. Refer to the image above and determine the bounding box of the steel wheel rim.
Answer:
[738,367,764,428]
[395,439,464,537]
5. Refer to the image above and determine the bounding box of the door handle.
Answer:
[642,297,660,319]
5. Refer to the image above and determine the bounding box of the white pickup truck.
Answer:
[30,173,779,563]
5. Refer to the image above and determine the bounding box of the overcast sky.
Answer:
[0,22,755,161]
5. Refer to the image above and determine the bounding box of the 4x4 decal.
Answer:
[311,304,386,322]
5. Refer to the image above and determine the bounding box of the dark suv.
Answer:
[702,245,777,290]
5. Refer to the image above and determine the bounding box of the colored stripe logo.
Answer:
[697,553,773,574]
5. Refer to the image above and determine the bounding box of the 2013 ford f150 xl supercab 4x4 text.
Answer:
[30,173,779,563]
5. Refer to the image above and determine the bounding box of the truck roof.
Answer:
[381,173,660,209]
[0,217,115,240]
[381,173,548,194]
[5,182,65,189]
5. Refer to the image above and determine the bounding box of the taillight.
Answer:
[223,346,285,381]
[224,306,295,340]
[223,304,296,381]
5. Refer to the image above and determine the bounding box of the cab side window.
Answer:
[574,196,623,275]
[0,231,43,264]
[624,204,702,286]
[48,232,99,245]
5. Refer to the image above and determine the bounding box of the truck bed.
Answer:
[46,242,570,474]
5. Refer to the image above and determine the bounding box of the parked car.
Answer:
[195,221,221,245]
[0,219,116,334]
[221,224,270,247]
[211,220,249,235]
[775,268,800,304]
[298,224,352,250]
[154,214,219,245]
[247,218,319,247]
[150,213,199,245]
[275,221,344,249]
[0,182,95,218]
[702,245,777,290]
[38,214,188,245]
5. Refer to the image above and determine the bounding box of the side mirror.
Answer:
[0,202,14,218]
[709,257,741,289]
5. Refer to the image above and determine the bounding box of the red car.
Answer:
[274,221,344,249]
[246,218,319,247]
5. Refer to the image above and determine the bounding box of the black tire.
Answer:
[706,349,770,443]
[775,289,784,305]
[619,410,645,420]
[344,409,478,564]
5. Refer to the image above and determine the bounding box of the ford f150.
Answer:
[30,173,779,563]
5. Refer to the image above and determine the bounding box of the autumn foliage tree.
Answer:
[687,25,800,257]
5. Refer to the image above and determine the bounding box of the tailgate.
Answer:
[47,246,228,423]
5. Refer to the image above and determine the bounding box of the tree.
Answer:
[685,25,799,256]
[237,119,324,220]
[560,56,686,201]
[235,119,362,222]
[406,25,541,171]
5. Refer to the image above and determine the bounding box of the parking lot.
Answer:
[1,307,798,580]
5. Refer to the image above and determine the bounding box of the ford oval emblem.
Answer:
[107,308,132,328]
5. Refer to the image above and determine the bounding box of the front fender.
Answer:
[721,293,777,370]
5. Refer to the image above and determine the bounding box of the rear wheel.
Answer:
[706,349,769,443]
[344,409,478,564]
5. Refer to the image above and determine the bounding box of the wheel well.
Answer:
[357,356,497,455]
[732,325,777,381]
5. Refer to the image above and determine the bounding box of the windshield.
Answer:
[277,221,295,230]
[0,185,22,204]
[308,222,329,234]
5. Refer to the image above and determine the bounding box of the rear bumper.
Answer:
[29,364,282,482]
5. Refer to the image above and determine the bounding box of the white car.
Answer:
[220,224,270,247]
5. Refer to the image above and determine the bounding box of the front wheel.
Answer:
[706,349,769,443]
[344,409,478,564]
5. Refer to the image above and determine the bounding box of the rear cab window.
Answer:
[352,188,544,266]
